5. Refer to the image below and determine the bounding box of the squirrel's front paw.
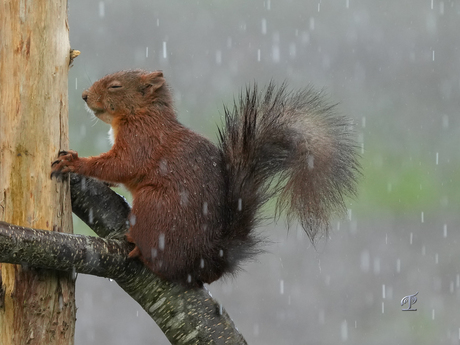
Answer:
[51,150,79,179]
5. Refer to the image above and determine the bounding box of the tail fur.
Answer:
[218,83,360,268]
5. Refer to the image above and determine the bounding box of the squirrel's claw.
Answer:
[50,170,66,180]
[51,149,79,180]
[58,150,78,159]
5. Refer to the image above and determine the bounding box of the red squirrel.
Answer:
[51,70,359,287]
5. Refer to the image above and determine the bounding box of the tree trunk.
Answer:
[0,1,76,344]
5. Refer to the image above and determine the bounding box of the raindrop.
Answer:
[218,303,223,315]
[373,257,380,274]
[431,0,434,9]
[361,116,366,128]
[156,18,160,26]
[162,41,167,59]
[266,0,271,10]
[108,127,114,145]
[307,155,314,170]
[179,189,189,206]
[202,202,208,216]
[219,249,224,257]
[75,78,78,90]
[261,18,267,35]
[318,310,325,325]
[349,219,357,238]
[289,43,296,58]
[340,320,348,341]
[71,267,77,280]
[396,259,401,273]
[80,177,87,191]
[382,284,386,298]
[443,224,447,237]
[421,211,424,223]
[381,302,385,313]
[253,323,260,336]
[272,45,280,63]
[151,248,157,258]
[422,246,426,255]
[257,49,261,62]
[309,17,315,31]
[99,1,105,18]
[187,274,192,283]
[237,198,242,211]
[215,50,222,65]
[200,258,205,268]
[435,152,439,165]
[410,232,413,244]
[318,3,320,12]
[88,207,93,224]
[145,47,149,58]
[129,213,136,226]
[360,250,370,272]
[280,280,284,295]
[440,1,444,14]
[435,253,439,264]
[159,159,168,176]
[158,234,165,250]
[59,294,64,311]
[346,0,350,8]
[432,50,435,61]
[227,37,232,49]
[442,115,449,129]
[432,309,435,320]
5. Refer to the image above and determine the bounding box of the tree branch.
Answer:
[0,221,131,277]
[0,174,247,344]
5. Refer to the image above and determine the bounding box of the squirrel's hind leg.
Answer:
[125,232,142,258]
[127,245,142,258]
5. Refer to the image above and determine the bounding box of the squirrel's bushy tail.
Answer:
[218,83,360,269]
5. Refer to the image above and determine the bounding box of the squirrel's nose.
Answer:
[82,91,88,102]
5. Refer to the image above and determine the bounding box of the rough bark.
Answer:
[0,174,248,344]
[0,1,76,344]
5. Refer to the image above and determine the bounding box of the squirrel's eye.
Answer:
[108,82,122,89]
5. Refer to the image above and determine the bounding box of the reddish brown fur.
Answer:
[51,70,360,287]
[53,70,229,286]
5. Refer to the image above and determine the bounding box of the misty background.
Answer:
[67,1,460,344]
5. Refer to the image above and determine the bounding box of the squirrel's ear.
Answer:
[140,71,165,95]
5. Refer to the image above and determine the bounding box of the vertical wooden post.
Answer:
[0,1,76,344]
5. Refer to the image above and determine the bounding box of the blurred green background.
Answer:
[67,1,460,344]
